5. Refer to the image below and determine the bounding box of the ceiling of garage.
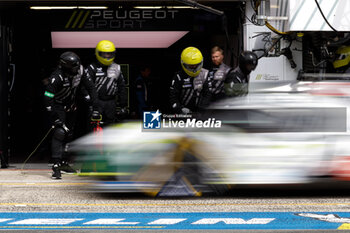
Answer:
[0,0,245,8]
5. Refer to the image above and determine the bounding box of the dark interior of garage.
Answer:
[0,1,243,164]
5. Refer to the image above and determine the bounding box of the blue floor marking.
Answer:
[0,212,345,230]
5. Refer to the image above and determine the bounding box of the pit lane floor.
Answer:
[2,163,350,232]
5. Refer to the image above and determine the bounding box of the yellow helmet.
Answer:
[333,46,350,69]
[95,40,116,66]
[181,47,203,77]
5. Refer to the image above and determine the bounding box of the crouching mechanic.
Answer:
[170,47,211,114]
[85,40,127,126]
[224,51,258,97]
[44,51,101,179]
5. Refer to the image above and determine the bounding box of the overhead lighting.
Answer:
[168,6,196,9]
[30,6,108,10]
[30,6,76,10]
[51,31,189,48]
[134,6,195,9]
[78,6,108,9]
[134,6,162,9]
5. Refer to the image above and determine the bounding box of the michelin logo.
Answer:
[0,217,275,225]
[143,110,162,129]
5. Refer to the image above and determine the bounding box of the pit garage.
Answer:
[2,0,350,167]
[0,0,243,165]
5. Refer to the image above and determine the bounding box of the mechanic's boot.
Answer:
[0,152,9,168]
[52,163,62,179]
[60,161,76,174]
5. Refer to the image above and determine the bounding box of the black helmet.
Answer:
[239,51,258,75]
[59,51,81,75]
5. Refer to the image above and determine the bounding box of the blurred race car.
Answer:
[70,90,350,197]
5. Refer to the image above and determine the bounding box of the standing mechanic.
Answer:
[224,51,258,97]
[85,40,127,126]
[208,46,231,101]
[170,47,211,114]
[44,51,101,179]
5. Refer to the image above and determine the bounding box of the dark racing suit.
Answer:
[224,66,249,97]
[169,69,211,113]
[44,65,98,163]
[85,62,127,125]
[135,74,148,116]
[208,63,231,101]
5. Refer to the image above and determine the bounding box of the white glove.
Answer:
[84,95,91,102]
[181,107,191,114]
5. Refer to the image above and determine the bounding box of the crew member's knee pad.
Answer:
[53,127,66,141]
